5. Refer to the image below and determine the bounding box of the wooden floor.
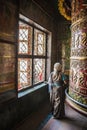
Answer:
[13,101,87,130]
[42,103,87,130]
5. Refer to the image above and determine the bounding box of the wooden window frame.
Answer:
[18,15,48,92]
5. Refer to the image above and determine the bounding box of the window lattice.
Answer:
[18,17,47,91]
[18,59,32,90]
[18,22,32,54]
[33,59,45,84]
[34,29,46,55]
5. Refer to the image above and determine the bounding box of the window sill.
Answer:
[18,83,47,98]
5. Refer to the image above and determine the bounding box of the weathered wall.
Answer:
[0,0,18,102]
[0,0,59,129]
[0,85,48,130]
[57,21,71,73]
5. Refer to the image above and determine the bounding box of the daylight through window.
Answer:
[18,15,48,91]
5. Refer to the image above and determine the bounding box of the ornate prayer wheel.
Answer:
[66,0,87,115]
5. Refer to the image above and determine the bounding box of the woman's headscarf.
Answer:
[54,63,62,72]
[52,62,62,82]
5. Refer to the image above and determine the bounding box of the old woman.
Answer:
[48,62,68,119]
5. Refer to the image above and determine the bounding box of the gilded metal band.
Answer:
[70,56,87,60]
[71,17,87,27]
[71,18,83,28]
[66,97,87,114]
[65,89,87,111]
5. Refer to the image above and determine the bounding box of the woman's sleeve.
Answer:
[62,74,67,81]
[62,73,69,87]
[48,73,53,93]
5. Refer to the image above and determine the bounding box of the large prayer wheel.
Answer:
[66,0,87,115]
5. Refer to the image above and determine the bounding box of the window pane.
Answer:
[19,41,28,53]
[18,58,32,90]
[18,22,32,55]
[34,29,46,56]
[33,59,45,84]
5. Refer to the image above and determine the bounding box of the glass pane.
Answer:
[33,59,45,84]
[18,21,32,55]
[34,29,46,56]
[18,58,32,91]
[19,28,28,40]
[19,41,28,53]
